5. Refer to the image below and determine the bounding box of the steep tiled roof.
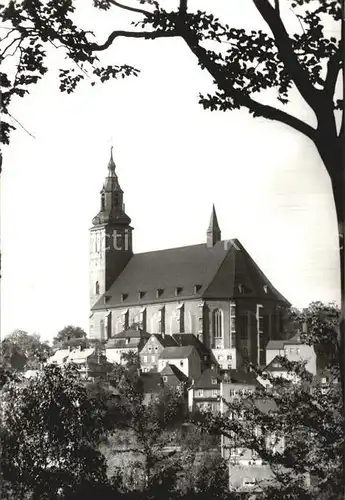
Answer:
[152,334,178,347]
[160,346,195,359]
[92,239,289,310]
[47,349,70,365]
[160,363,188,382]
[264,355,288,372]
[226,370,263,387]
[193,368,221,388]
[266,340,284,350]
[172,333,210,357]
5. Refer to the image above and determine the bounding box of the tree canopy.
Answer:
[199,302,343,499]
[52,325,87,349]
[1,329,52,371]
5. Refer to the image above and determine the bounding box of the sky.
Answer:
[1,0,341,341]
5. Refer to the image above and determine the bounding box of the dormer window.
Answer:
[138,291,145,300]
[238,284,244,294]
[194,284,202,294]
[103,295,109,304]
[121,293,128,302]
[156,288,163,298]
[263,285,268,294]
[175,286,182,296]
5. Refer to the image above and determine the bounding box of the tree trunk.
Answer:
[314,131,344,402]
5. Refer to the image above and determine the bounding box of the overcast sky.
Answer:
[1,0,341,341]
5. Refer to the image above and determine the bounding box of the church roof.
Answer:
[92,239,289,310]
[160,346,195,359]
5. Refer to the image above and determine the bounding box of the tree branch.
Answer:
[90,29,178,52]
[181,29,316,142]
[324,45,342,97]
[251,0,320,112]
[109,0,151,16]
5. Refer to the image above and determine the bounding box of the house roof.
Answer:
[266,340,284,350]
[160,363,188,382]
[172,333,210,357]
[266,333,302,351]
[264,355,288,372]
[47,349,70,364]
[151,334,179,348]
[225,370,263,387]
[68,348,95,363]
[92,239,290,310]
[159,345,195,360]
[192,368,221,388]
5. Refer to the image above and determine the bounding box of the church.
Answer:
[89,150,290,369]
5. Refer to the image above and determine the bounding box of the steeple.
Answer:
[92,148,131,227]
[107,146,116,176]
[206,204,221,247]
[90,149,134,309]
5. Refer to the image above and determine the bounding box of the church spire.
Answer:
[108,146,116,176]
[206,204,221,247]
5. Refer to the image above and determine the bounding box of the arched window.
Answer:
[95,281,100,295]
[212,309,223,348]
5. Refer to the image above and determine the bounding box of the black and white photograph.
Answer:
[0,0,344,499]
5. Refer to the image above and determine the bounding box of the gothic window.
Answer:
[140,308,147,331]
[212,309,223,348]
[230,302,236,348]
[100,319,104,340]
[105,312,112,339]
[122,310,129,330]
[159,307,165,334]
[95,281,100,295]
[177,304,184,333]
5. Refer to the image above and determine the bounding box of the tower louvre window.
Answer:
[101,193,105,211]
[95,281,100,295]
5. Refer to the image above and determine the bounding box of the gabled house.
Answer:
[221,370,264,399]
[158,346,201,381]
[220,385,280,492]
[266,333,316,375]
[140,334,177,372]
[46,348,70,366]
[160,363,188,391]
[188,367,222,413]
[46,346,108,380]
[105,327,150,365]
[172,333,212,368]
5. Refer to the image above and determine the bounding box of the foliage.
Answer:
[198,302,343,500]
[1,364,112,499]
[52,325,87,349]
[1,329,52,370]
[1,1,342,191]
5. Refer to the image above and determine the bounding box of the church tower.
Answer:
[206,204,221,247]
[89,148,133,308]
